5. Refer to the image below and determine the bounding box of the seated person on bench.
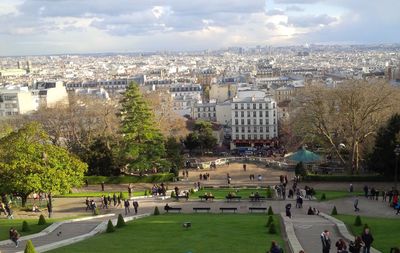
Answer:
[164,203,170,211]
[254,192,260,201]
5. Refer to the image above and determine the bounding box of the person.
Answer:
[285,203,292,218]
[243,164,247,171]
[112,193,117,207]
[5,203,14,219]
[103,195,108,209]
[85,197,90,211]
[349,236,363,253]
[335,238,347,253]
[164,203,170,211]
[269,241,283,253]
[128,183,133,198]
[85,179,89,187]
[361,228,374,253]
[101,182,105,192]
[354,197,360,212]
[390,247,400,253]
[363,185,368,198]
[124,199,130,215]
[47,201,52,218]
[296,195,303,208]
[349,184,354,193]
[321,230,331,253]
[132,200,139,214]
[32,204,40,212]
[117,194,122,208]
[307,206,315,215]
[9,228,19,247]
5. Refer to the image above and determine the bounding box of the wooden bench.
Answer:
[193,207,211,213]
[166,207,182,213]
[249,207,267,213]
[220,207,237,213]
[198,196,215,201]
[225,196,241,202]
[249,196,266,202]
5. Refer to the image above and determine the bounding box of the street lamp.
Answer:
[394,145,400,191]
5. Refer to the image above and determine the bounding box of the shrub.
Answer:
[266,216,274,227]
[320,193,326,201]
[268,222,277,234]
[24,240,37,253]
[93,208,100,216]
[295,162,306,176]
[116,214,126,228]
[170,191,176,198]
[354,215,362,226]
[190,188,195,194]
[119,192,124,200]
[106,220,115,233]
[267,206,274,215]
[22,220,30,232]
[38,215,46,225]
[363,223,369,230]
[331,206,338,215]
[154,206,160,215]
[266,187,273,199]
[144,190,148,196]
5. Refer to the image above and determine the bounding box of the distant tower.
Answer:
[26,61,32,73]
[17,61,22,69]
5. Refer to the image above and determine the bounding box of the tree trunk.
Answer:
[21,193,29,207]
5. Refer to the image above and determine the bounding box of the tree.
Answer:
[165,137,184,174]
[0,122,87,207]
[24,240,37,253]
[184,120,217,154]
[119,82,165,173]
[367,114,400,177]
[293,80,399,173]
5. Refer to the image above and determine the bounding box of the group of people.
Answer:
[362,185,400,214]
[84,194,139,216]
[199,173,211,181]
[321,227,374,253]
[151,183,167,196]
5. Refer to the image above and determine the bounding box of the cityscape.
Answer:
[0,1,400,253]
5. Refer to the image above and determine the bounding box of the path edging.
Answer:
[280,213,303,253]
[319,212,382,253]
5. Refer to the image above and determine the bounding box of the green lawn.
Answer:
[314,191,363,201]
[54,191,145,198]
[334,214,400,251]
[191,188,270,199]
[0,218,52,241]
[49,214,284,253]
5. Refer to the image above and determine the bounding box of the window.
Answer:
[197,113,200,118]
[235,119,238,125]
[260,127,263,132]
[241,127,245,133]
[247,111,250,117]
[273,103,276,109]
[236,135,239,140]
[259,119,263,125]
[235,111,238,117]
[247,119,250,125]
[197,108,200,112]
[235,127,239,133]
[253,111,256,117]
[259,111,263,117]
[254,127,257,133]
[253,119,257,125]
[253,104,256,109]
[241,104,244,109]
[247,127,251,133]
[241,111,244,117]
[235,104,238,109]
[247,103,250,109]
[241,119,244,125]
[241,135,245,140]
[273,111,276,117]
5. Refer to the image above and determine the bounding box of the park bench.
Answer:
[199,195,215,201]
[166,207,182,213]
[193,207,211,213]
[249,207,267,213]
[249,196,266,202]
[225,196,241,202]
[220,207,237,213]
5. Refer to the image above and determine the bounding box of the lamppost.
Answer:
[394,145,400,191]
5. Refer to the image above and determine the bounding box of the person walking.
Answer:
[85,197,90,211]
[361,228,374,253]
[335,238,347,253]
[124,199,130,215]
[349,236,363,253]
[101,182,105,191]
[9,228,20,247]
[132,200,139,214]
[354,197,360,212]
[47,201,53,218]
[112,193,117,207]
[321,230,331,253]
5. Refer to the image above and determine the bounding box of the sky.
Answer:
[0,0,399,56]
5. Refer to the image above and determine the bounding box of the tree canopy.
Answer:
[0,122,87,206]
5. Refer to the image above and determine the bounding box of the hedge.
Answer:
[84,173,175,184]
[303,174,387,182]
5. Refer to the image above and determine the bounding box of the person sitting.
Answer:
[32,205,40,212]
[255,192,260,201]
[307,206,315,215]
[164,203,170,211]
[250,192,255,198]
[313,207,320,215]
[268,240,283,253]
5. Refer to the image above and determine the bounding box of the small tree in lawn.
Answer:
[116,214,126,228]
[267,206,274,215]
[268,223,277,234]
[22,220,30,232]
[154,206,160,215]
[331,206,338,215]
[354,215,362,226]
[24,240,37,253]
[320,193,326,201]
[106,220,115,233]
[38,215,46,225]
[266,216,274,227]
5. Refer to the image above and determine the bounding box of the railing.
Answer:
[197,156,293,171]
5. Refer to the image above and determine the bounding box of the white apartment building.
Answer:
[170,84,202,117]
[169,84,202,98]
[32,81,68,108]
[192,100,217,121]
[231,94,278,149]
[0,86,37,117]
[216,101,231,125]
[209,83,237,102]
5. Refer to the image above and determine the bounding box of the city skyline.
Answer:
[0,0,400,56]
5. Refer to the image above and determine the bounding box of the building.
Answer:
[169,84,202,98]
[231,94,278,149]
[32,81,68,108]
[209,83,237,102]
[192,100,217,121]
[0,86,37,117]
[215,101,231,125]
[74,87,110,100]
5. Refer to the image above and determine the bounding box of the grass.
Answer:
[49,214,284,253]
[54,191,145,198]
[0,218,52,241]
[314,191,363,201]
[191,188,270,199]
[334,214,400,251]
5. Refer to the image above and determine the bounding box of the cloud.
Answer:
[285,5,304,12]
[265,9,285,16]
[287,14,337,27]
[274,0,323,4]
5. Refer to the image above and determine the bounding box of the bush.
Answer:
[38,215,46,225]
[331,206,338,215]
[171,191,176,198]
[154,206,160,215]
[106,220,115,233]
[22,220,30,232]
[320,193,326,201]
[190,188,195,194]
[93,208,100,216]
[24,240,37,253]
[267,206,274,215]
[268,222,277,234]
[119,192,124,200]
[266,187,273,199]
[144,190,148,196]
[266,216,274,227]
[116,214,126,228]
[354,215,362,226]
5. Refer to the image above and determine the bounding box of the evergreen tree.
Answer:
[119,82,165,172]
[22,220,30,232]
[116,214,126,228]
[24,240,37,253]
[165,137,184,175]
[106,220,115,233]
[368,114,400,177]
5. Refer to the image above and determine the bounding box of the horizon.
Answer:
[1,0,399,56]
